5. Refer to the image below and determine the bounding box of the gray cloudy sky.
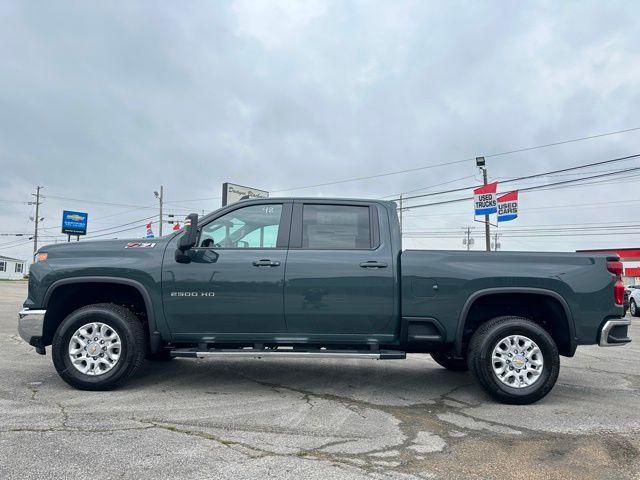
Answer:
[1,0,640,261]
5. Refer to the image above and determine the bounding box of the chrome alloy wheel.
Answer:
[491,335,544,388]
[68,322,122,376]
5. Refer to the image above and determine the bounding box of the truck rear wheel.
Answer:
[52,303,146,390]
[430,352,468,371]
[467,316,559,405]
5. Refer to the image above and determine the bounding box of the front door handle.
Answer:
[359,261,388,268]
[253,259,281,267]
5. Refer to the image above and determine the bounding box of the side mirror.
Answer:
[175,213,199,263]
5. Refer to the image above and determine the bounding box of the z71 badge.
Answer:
[125,242,157,249]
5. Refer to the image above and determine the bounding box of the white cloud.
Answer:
[231,0,328,50]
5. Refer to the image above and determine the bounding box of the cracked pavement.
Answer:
[1,281,639,479]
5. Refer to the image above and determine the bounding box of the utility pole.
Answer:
[482,167,490,252]
[154,186,164,237]
[476,157,491,252]
[29,186,43,260]
[493,232,500,251]
[461,226,475,251]
[398,194,403,236]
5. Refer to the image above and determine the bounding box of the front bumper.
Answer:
[599,319,631,347]
[18,309,46,349]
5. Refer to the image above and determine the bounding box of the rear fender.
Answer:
[455,287,576,356]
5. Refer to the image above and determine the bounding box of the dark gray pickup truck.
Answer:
[18,198,631,404]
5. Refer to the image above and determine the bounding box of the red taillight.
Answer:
[607,260,623,276]
[608,260,625,305]
[614,280,624,305]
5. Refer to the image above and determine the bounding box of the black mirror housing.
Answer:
[176,213,199,261]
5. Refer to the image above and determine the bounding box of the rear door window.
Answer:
[301,204,371,249]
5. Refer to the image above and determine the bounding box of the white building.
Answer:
[0,255,26,280]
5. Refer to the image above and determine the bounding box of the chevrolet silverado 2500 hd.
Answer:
[18,198,631,404]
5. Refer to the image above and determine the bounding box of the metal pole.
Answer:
[159,185,163,237]
[466,227,471,251]
[482,168,491,252]
[32,186,42,260]
[399,194,403,236]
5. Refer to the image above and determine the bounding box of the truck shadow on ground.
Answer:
[132,356,482,406]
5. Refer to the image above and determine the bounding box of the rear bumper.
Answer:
[599,319,631,347]
[18,309,46,348]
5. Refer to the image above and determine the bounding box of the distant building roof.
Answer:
[576,248,640,259]
[0,255,25,262]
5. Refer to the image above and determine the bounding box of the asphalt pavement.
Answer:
[0,280,638,479]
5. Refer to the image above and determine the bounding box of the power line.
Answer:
[405,231,640,239]
[42,195,153,209]
[406,223,640,235]
[403,197,640,219]
[402,165,640,211]
[270,126,640,193]
[388,153,640,203]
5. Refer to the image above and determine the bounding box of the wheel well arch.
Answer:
[455,288,576,357]
[42,277,159,351]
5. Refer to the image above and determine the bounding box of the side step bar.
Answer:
[171,348,406,360]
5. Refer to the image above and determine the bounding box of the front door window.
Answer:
[199,204,283,249]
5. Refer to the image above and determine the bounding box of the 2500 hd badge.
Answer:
[170,292,216,297]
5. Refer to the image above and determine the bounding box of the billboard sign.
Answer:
[222,182,269,206]
[61,210,88,235]
[473,182,498,215]
[497,191,518,222]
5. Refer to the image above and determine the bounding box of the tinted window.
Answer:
[199,204,283,248]
[302,205,371,249]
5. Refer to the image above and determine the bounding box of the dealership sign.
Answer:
[222,182,269,206]
[497,191,518,222]
[473,182,498,215]
[61,210,88,235]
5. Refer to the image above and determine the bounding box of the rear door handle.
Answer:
[359,261,388,268]
[253,259,281,267]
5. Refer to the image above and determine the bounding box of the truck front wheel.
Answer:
[467,316,560,405]
[52,303,146,390]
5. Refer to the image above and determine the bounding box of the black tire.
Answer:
[430,352,468,371]
[630,299,639,317]
[52,303,146,391]
[467,316,560,405]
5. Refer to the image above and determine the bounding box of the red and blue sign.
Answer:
[473,182,498,215]
[497,191,518,222]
